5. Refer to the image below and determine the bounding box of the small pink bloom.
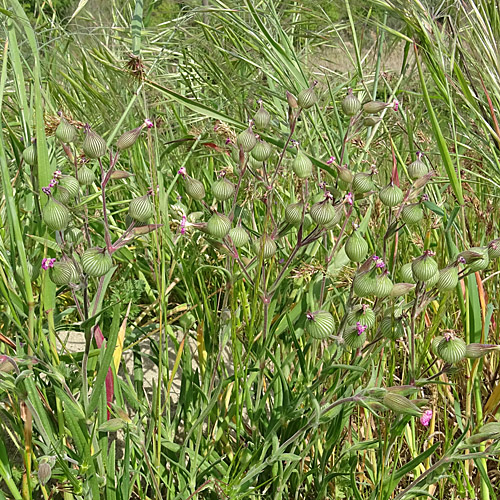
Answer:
[49,179,58,188]
[41,258,56,270]
[180,215,187,235]
[376,259,386,269]
[420,409,433,427]
[144,118,154,129]
[326,156,336,165]
[356,322,367,335]
[345,192,353,206]
[177,167,187,177]
[393,99,399,111]
[53,170,62,179]
[42,186,51,195]
[225,138,232,145]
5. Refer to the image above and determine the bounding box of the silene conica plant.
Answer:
[171,84,500,498]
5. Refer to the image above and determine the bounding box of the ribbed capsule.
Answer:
[462,247,489,272]
[437,337,466,364]
[346,304,376,329]
[42,199,70,231]
[65,227,83,245]
[212,178,235,201]
[207,214,231,239]
[380,315,404,340]
[401,204,424,225]
[345,230,368,263]
[437,266,458,292]
[374,274,393,298]
[310,200,336,226]
[22,144,37,166]
[352,173,375,194]
[251,140,272,162]
[297,83,317,109]
[390,283,415,297]
[408,158,428,180]
[185,177,206,200]
[341,89,361,116]
[116,125,144,151]
[82,248,113,277]
[337,166,354,184]
[322,206,343,230]
[306,311,335,339]
[488,239,500,259]
[465,343,500,359]
[343,325,367,349]
[77,166,96,186]
[292,151,313,179]
[412,253,439,282]
[400,262,415,283]
[379,183,403,207]
[228,226,249,248]
[353,271,377,297]
[254,234,277,259]
[49,260,79,286]
[82,127,107,159]
[128,195,153,223]
[382,392,422,417]
[285,202,305,225]
[363,101,388,114]
[58,175,80,199]
[363,116,381,127]
[253,103,271,130]
[56,118,77,143]
[237,126,257,152]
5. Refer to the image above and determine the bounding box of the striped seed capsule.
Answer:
[363,116,381,127]
[488,239,500,259]
[306,310,335,339]
[82,248,113,277]
[363,101,388,114]
[380,315,404,340]
[343,325,367,349]
[292,151,313,179]
[58,175,80,199]
[322,205,343,230]
[337,165,354,184]
[116,125,143,151]
[228,226,249,248]
[401,204,424,225]
[207,214,231,239]
[212,178,235,201]
[352,172,375,194]
[82,127,107,159]
[297,82,317,109]
[285,202,305,225]
[310,200,336,226]
[237,125,257,152]
[128,195,153,223]
[49,260,79,286]
[379,183,403,207]
[437,336,466,364]
[251,140,272,162]
[22,144,37,166]
[412,253,439,282]
[77,165,96,186]
[56,118,77,143]
[400,262,415,283]
[346,304,376,329]
[341,89,361,116]
[374,273,393,298]
[353,271,377,297]
[437,266,458,292]
[345,230,368,263]
[42,199,70,231]
[382,392,422,417]
[253,103,271,130]
[461,247,489,272]
[408,158,428,180]
[253,234,277,260]
[185,176,206,200]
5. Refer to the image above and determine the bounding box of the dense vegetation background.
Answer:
[1,0,500,499]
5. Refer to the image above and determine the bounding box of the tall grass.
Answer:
[0,1,500,499]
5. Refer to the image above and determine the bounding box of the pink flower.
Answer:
[376,259,386,269]
[53,170,62,179]
[393,99,399,111]
[41,258,56,270]
[177,167,187,177]
[144,118,154,129]
[345,192,353,206]
[356,322,367,335]
[326,156,336,165]
[42,186,51,195]
[49,179,58,188]
[420,409,433,427]
[180,215,187,235]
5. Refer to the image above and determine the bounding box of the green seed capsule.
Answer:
[363,101,388,114]
[306,310,335,339]
[379,183,403,207]
[438,337,466,364]
[237,126,256,152]
[322,206,343,230]
[338,166,354,184]
[53,185,71,204]
[488,239,500,259]
[400,262,415,283]
[437,266,458,292]
[253,104,271,130]
[185,177,205,200]
[128,195,153,223]
[56,118,77,143]
[212,178,235,201]
[37,462,52,486]
[58,175,80,199]
[77,165,96,186]
[82,127,107,159]
[431,336,444,354]
[462,247,489,272]
[345,230,368,263]
[401,204,424,225]
[380,315,404,340]
[292,151,313,179]
[465,343,500,359]
[65,227,83,245]
[297,83,317,109]
[352,173,375,194]
[374,274,393,298]
[341,89,361,116]
[354,271,377,297]
[251,140,272,162]
[343,325,367,349]
[425,269,440,288]
[363,116,381,127]
[285,202,305,225]
[310,200,336,226]
[408,158,428,180]
[116,125,143,151]
[382,392,422,416]
[390,283,415,297]
[22,144,37,166]
[412,253,439,282]
[42,199,70,231]
[254,234,277,259]
[49,260,79,286]
[228,226,249,248]
[346,304,376,328]
[82,248,113,277]
[207,214,231,239]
